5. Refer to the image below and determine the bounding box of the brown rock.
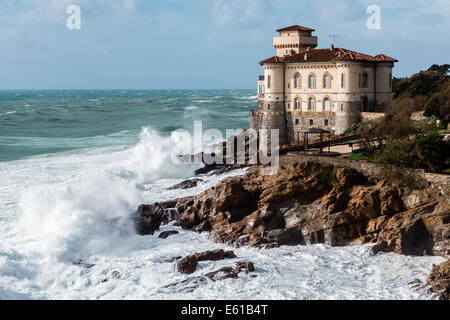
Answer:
[205,267,238,281]
[168,179,203,190]
[134,201,178,235]
[234,261,255,273]
[177,255,198,274]
[158,230,179,239]
[135,160,449,256]
[426,260,450,300]
[194,249,236,262]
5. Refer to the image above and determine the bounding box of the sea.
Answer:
[0,89,444,299]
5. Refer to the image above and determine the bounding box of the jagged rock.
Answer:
[163,276,208,293]
[164,256,182,263]
[205,267,238,281]
[177,255,198,274]
[134,204,164,235]
[158,230,179,239]
[193,220,212,233]
[136,161,449,256]
[263,228,304,245]
[426,260,450,300]
[168,179,203,190]
[234,261,255,273]
[175,249,236,274]
[194,249,236,262]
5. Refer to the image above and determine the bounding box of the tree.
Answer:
[415,132,450,173]
[428,64,450,77]
[423,83,450,126]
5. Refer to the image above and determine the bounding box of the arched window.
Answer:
[323,74,331,88]
[295,98,301,110]
[362,72,368,88]
[324,98,331,111]
[294,73,301,88]
[308,97,315,111]
[308,74,316,88]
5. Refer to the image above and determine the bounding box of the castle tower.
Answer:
[273,25,318,57]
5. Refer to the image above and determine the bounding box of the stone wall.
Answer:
[361,112,386,122]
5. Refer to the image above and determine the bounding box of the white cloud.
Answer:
[210,0,273,28]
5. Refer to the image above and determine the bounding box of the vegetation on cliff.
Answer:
[348,64,450,178]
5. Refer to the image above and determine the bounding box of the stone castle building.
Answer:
[250,25,398,145]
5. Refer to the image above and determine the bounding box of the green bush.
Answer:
[415,132,450,173]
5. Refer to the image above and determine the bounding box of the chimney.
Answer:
[306,47,311,51]
[304,53,308,61]
[330,44,334,51]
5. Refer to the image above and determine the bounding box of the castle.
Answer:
[250,25,398,145]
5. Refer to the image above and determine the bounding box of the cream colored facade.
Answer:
[252,26,397,143]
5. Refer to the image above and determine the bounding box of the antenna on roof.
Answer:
[329,34,340,47]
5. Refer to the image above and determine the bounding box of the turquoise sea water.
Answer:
[0,90,255,162]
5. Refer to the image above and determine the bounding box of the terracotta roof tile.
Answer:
[259,48,398,64]
[374,54,399,62]
[276,25,315,32]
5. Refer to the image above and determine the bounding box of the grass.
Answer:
[348,148,376,161]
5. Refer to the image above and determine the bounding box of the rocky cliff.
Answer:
[135,161,449,257]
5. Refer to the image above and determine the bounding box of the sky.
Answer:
[0,0,449,89]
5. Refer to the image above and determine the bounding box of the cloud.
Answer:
[210,0,273,28]
[412,12,445,26]
[306,0,366,24]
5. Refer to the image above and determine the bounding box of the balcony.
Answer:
[273,36,318,48]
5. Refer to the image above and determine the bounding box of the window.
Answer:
[267,75,271,89]
[287,103,291,110]
[267,104,271,110]
[323,74,331,88]
[295,119,299,125]
[309,74,316,88]
[341,73,345,88]
[324,98,330,111]
[362,72,368,88]
[324,119,329,126]
[309,119,314,126]
[308,97,315,111]
[259,84,264,94]
[295,98,301,110]
[340,104,344,111]
[294,73,301,88]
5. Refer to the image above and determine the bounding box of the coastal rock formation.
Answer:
[136,161,449,256]
[165,260,256,292]
[177,255,198,274]
[425,260,450,300]
[158,230,179,239]
[168,179,203,190]
[134,201,179,234]
[176,249,236,274]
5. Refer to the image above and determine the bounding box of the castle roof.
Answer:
[260,48,398,64]
[276,25,316,32]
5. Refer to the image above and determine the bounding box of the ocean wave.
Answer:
[14,128,202,260]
